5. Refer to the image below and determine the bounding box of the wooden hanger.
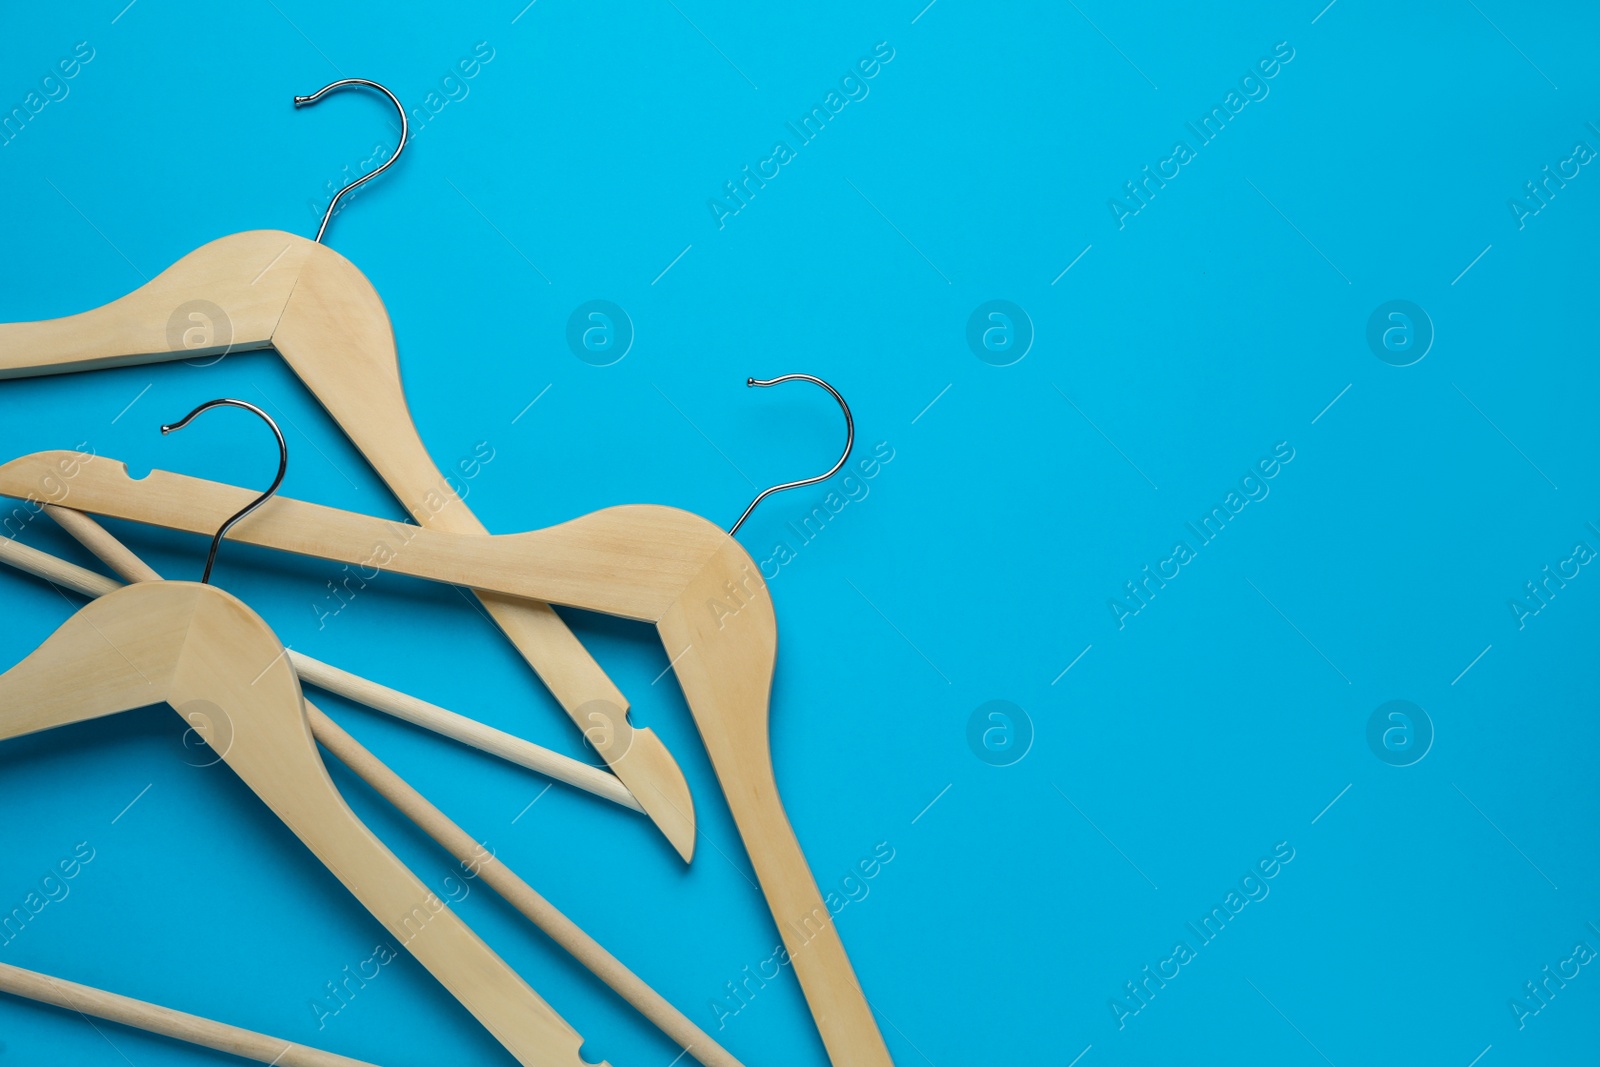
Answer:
[0,78,695,861]
[0,448,896,1067]
[0,514,749,1067]
[0,961,381,1066]
[0,577,604,1067]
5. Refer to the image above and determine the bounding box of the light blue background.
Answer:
[1,2,1597,1065]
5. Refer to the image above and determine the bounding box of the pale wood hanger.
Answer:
[0,960,381,1066]
[0,77,695,861]
[0,577,603,1067]
[0,514,747,1067]
[0,452,895,1066]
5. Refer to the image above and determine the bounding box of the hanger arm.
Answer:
[658,543,895,1067]
[3,453,703,618]
[0,961,381,1067]
[0,582,606,1067]
[310,709,747,1067]
[0,231,303,377]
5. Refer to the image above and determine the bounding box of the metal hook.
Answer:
[294,78,409,243]
[728,374,855,536]
[160,400,288,585]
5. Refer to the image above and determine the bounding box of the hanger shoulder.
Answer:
[0,582,605,1067]
[0,581,191,735]
[0,232,309,379]
[269,245,472,525]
